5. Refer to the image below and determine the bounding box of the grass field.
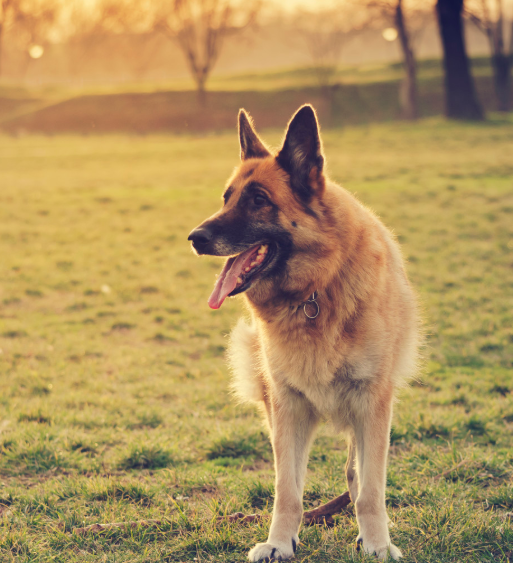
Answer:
[0,117,513,562]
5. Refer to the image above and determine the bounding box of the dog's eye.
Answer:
[223,187,234,205]
[253,194,267,206]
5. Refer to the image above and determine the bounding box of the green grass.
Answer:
[0,117,512,561]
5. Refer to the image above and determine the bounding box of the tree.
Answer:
[0,0,11,76]
[0,0,60,79]
[117,32,163,82]
[63,0,151,81]
[436,0,484,120]
[364,0,432,120]
[394,0,421,119]
[292,4,364,120]
[154,0,260,105]
[466,0,513,112]
[293,6,358,93]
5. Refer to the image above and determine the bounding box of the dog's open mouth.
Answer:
[208,244,271,309]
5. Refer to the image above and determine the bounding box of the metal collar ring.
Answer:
[303,292,320,319]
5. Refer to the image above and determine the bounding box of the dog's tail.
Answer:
[228,318,266,404]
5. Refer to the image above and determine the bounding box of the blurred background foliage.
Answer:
[0,0,512,132]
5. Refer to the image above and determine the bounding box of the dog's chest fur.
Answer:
[259,316,376,427]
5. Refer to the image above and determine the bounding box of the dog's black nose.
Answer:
[188,226,213,247]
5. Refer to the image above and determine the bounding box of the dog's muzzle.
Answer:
[188,225,213,254]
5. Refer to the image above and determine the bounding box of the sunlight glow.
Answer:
[29,45,45,59]
[383,28,398,42]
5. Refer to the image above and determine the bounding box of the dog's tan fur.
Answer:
[190,106,419,561]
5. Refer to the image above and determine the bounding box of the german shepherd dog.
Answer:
[188,105,418,561]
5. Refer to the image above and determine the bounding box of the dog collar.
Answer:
[301,291,320,319]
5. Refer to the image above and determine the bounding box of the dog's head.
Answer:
[188,105,327,309]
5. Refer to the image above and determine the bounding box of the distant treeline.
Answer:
[0,0,511,119]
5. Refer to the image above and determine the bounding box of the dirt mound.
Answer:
[0,96,41,122]
[0,77,499,135]
[0,82,413,135]
[0,89,329,135]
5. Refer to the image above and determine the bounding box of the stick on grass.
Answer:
[216,491,351,527]
[73,519,163,535]
[72,492,352,535]
[433,460,470,480]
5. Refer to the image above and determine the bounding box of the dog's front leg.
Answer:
[353,393,402,561]
[345,433,359,503]
[248,393,318,562]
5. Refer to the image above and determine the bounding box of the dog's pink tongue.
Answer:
[208,247,257,309]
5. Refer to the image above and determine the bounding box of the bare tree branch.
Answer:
[293,3,365,89]
[361,0,434,120]
[0,0,60,78]
[154,0,261,104]
[465,0,513,111]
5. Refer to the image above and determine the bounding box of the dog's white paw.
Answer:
[356,537,402,560]
[248,537,298,562]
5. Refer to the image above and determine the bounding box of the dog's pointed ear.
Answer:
[238,109,270,161]
[276,105,324,200]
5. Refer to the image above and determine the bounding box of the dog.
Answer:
[188,105,419,561]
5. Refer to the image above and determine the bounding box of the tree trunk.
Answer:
[320,83,338,126]
[436,0,484,120]
[395,0,418,120]
[491,54,512,112]
[196,76,207,107]
[0,23,4,79]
